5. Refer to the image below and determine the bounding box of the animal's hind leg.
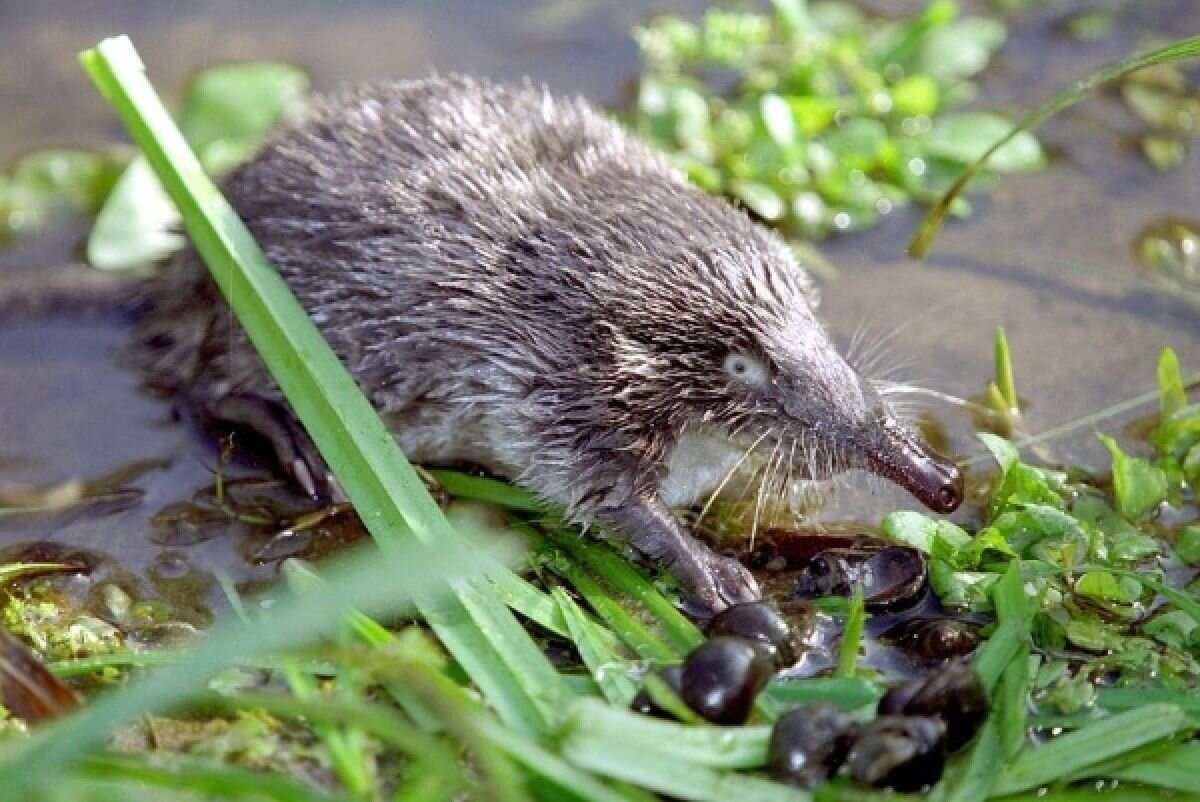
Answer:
[204,393,346,503]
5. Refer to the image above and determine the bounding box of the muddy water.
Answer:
[0,1,1198,620]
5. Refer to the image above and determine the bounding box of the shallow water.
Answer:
[0,0,1198,620]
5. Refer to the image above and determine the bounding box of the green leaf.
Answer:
[1157,347,1187,420]
[87,155,184,269]
[891,74,940,117]
[0,149,122,241]
[178,62,308,174]
[917,17,1006,83]
[1177,525,1200,565]
[760,93,796,148]
[1075,570,1141,604]
[924,112,1045,171]
[1097,433,1168,520]
[730,179,785,220]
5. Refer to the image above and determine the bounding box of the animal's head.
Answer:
[599,201,963,515]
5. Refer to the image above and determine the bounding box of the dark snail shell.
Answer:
[680,636,774,726]
[880,618,981,661]
[847,715,947,791]
[767,702,858,789]
[706,602,797,669]
[879,660,988,752]
[793,545,927,611]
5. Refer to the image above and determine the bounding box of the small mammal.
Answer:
[123,75,962,614]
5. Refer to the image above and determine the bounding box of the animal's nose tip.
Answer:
[931,465,964,513]
[865,421,964,514]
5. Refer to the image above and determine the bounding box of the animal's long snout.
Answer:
[864,420,964,514]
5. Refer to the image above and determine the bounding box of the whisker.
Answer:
[695,429,772,529]
[750,438,784,552]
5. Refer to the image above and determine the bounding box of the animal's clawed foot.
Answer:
[205,393,347,504]
[679,550,762,619]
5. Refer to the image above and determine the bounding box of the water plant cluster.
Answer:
[631,0,1045,241]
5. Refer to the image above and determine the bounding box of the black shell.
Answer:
[879,660,988,752]
[680,636,775,725]
[847,715,946,791]
[793,545,927,611]
[880,618,981,661]
[706,602,796,668]
[767,702,858,789]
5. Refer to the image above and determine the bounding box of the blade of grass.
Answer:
[975,561,1030,691]
[552,587,639,706]
[78,35,568,736]
[928,715,1000,802]
[1096,687,1200,720]
[79,753,353,802]
[429,468,546,513]
[562,698,769,770]
[836,587,865,678]
[990,704,1189,795]
[1108,742,1200,794]
[528,528,675,662]
[997,647,1032,760]
[909,35,1200,257]
[761,677,883,712]
[994,326,1018,412]
[540,526,703,655]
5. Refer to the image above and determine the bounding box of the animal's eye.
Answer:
[723,352,770,388]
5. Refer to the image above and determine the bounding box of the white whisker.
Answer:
[695,429,772,528]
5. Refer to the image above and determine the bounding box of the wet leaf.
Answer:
[924,112,1045,170]
[1097,434,1168,521]
[0,149,122,242]
[1176,525,1200,565]
[87,155,184,270]
[916,18,1006,83]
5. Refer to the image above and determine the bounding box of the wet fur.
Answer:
[127,75,960,609]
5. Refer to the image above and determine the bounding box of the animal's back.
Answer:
[129,74,740,481]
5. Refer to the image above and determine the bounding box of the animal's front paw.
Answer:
[680,551,762,619]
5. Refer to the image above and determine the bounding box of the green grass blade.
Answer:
[552,587,639,706]
[527,528,675,662]
[929,715,1000,802]
[991,704,1189,795]
[562,698,770,770]
[1109,742,1200,794]
[78,35,568,736]
[761,677,883,712]
[540,526,704,655]
[836,588,865,678]
[908,35,1200,257]
[1096,688,1200,727]
[79,754,352,802]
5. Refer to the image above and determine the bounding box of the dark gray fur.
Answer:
[128,75,961,613]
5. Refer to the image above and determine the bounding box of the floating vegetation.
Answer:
[1135,216,1200,290]
[1121,64,1199,171]
[632,0,1045,241]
